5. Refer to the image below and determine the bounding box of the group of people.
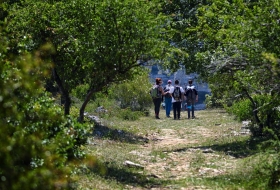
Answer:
[151,78,198,120]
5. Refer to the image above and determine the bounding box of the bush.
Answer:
[227,98,252,121]
[246,132,280,189]
[205,94,224,108]
[70,69,153,121]
[226,94,280,139]
[117,108,143,121]
[108,70,153,112]
[0,47,91,189]
[84,95,120,119]
[71,83,90,100]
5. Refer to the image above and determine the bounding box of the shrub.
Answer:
[108,70,153,112]
[247,131,280,189]
[227,98,252,121]
[85,95,120,119]
[227,94,280,138]
[117,108,143,121]
[71,83,90,100]
[0,46,91,189]
[205,94,224,108]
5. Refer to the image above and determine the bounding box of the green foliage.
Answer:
[245,133,280,189]
[117,108,143,121]
[69,105,80,118]
[71,84,90,100]
[5,0,177,120]
[159,0,207,73]
[255,95,280,137]
[204,94,224,108]
[1,53,67,189]
[80,94,147,121]
[182,0,280,138]
[260,135,280,189]
[0,38,92,189]
[108,69,153,112]
[204,74,239,109]
[71,71,152,121]
[73,93,121,120]
[227,99,252,121]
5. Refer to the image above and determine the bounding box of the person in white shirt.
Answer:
[169,80,185,120]
[163,80,173,118]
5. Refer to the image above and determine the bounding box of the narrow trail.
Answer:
[82,109,249,189]
[126,109,248,189]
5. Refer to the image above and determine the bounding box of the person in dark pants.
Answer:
[151,78,165,119]
[164,80,173,118]
[170,80,185,120]
[185,79,198,119]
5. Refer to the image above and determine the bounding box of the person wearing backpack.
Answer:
[170,80,185,120]
[185,79,198,119]
[150,78,165,119]
[163,80,173,118]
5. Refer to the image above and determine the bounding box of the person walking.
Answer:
[170,80,185,120]
[164,80,173,118]
[185,79,198,119]
[151,78,165,119]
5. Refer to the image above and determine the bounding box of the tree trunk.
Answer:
[243,89,263,133]
[78,89,95,123]
[52,68,71,115]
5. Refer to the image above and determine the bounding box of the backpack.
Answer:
[151,85,160,98]
[164,85,172,97]
[185,85,196,101]
[172,87,181,101]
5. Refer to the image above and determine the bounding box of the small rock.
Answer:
[123,160,144,169]
[202,148,214,153]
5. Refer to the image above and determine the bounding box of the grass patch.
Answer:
[76,108,272,189]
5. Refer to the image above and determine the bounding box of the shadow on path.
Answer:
[168,137,263,158]
[92,124,149,144]
[103,165,166,189]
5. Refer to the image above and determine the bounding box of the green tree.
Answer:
[6,0,93,115]
[75,0,171,122]
[5,0,183,122]
[160,0,209,73]
[1,8,97,185]
[185,0,280,134]
[0,39,74,189]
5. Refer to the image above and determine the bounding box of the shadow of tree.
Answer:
[170,137,264,158]
[90,163,168,189]
[92,124,149,144]
[106,166,164,188]
[208,138,262,158]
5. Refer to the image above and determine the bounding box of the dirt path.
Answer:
[83,109,249,189]
[127,110,247,189]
